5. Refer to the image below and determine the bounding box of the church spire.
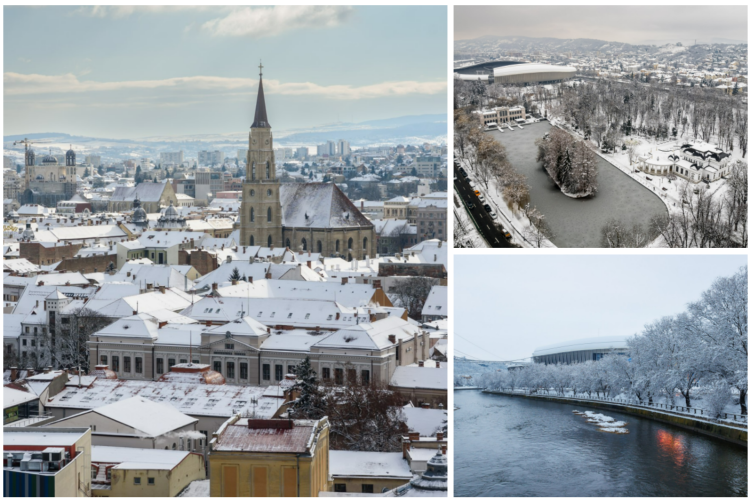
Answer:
[251,62,270,129]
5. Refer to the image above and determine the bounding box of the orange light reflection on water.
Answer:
[656,429,686,466]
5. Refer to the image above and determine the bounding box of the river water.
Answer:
[455,390,747,497]
[486,122,667,248]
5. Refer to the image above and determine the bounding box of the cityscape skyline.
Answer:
[4,5,448,138]
[455,6,748,45]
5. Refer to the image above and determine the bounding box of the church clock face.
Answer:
[252,139,256,145]
[265,139,269,145]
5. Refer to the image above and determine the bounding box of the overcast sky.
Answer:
[4,6,447,138]
[455,6,748,45]
[454,255,747,362]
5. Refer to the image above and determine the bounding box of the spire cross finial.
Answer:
[259,61,263,78]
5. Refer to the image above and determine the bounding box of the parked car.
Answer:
[483,204,492,212]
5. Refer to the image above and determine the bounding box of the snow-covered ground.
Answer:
[453,203,489,248]
[178,480,209,497]
[573,410,629,433]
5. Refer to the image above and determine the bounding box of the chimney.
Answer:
[434,254,437,262]
[231,279,238,286]
[206,320,213,327]
[43,366,51,374]
[265,272,272,279]
[248,276,253,284]
[421,403,431,409]
[335,313,340,320]
[388,334,396,344]
[436,361,440,368]
[133,309,138,315]
[38,281,44,287]
[159,285,166,294]
[212,283,218,291]
[158,321,167,329]
[418,360,424,367]
[372,279,382,289]
[26,368,35,377]
[146,283,153,290]
[408,432,420,442]
[126,271,131,277]
[315,326,320,333]
[243,246,246,254]
[10,367,18,382]
[266,327,271,334]
[402,439,411,459]
[307,261,311,269]
[341,277,348,285]
[436,431,444,441]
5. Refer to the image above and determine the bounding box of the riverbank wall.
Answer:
[484,390,748,447]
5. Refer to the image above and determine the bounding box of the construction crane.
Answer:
[12,137,50,152]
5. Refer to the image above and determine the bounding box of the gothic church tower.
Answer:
[240,64,283,248]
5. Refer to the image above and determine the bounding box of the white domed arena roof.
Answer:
[532,335,630,358]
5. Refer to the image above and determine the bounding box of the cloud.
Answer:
[76,6,221,18]
[74,6,353,39]
[4,73,446,100]
[201,6,354,38]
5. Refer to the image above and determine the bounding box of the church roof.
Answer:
[279,183,373,229]
[251,77,270,128]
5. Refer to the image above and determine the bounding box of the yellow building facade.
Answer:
[209,417,332,497]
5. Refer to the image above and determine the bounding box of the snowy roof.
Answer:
[314,316,420,351]
[532,335,630,357]
[4,386,39,409]
[330,451,412,479]
[3,314,24,339]
[44,378,282,418]
[92,314,161,340]
[92,446,192,470]
[261,330,333,352]
[213,419,319,453]
[138,231,206,248]
[110,183,168,202]
[421,286,447,317]
[217,279,381,308]
[83,396,197,436]
[279,183,372,229]
[493,63,577,78]
[46,225,127,242]
[3,258,41,274]
[390,366,447,391]
[402,407,447,437]
[3,429,88,448]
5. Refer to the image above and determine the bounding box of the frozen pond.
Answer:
[455,390,748,497]
[487,122,667,247]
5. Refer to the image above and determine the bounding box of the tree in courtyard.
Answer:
[229,267,241,281]
[289,356,327,420]
[389,276,439,320]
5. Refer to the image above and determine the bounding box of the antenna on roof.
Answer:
[189,332,192,367]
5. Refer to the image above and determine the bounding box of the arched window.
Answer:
[34,327,38,334]
[50,173,55,181]
[317,241,323,253]
[250,207,254,222]
[251,162,256,180]
[266,162,270,179]
[267,207,272,222]
[267,235,273,247]
[250,235,255,246]
[267,189,272,197]
[249,189,255,197]
[363,237,368,251]
[301,238,307,251]
[335,240,340,253]
[348,237,353,249]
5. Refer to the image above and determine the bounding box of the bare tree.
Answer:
[324,373,409,452]
[389,277,440,320]
[46,308,111,372]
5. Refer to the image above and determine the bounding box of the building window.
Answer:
[334,368,344,385]
[275,364,283,381]
[134,477,141,485]
[250,207,254,222]
[148,478,155,485]
[267,207,272,222]
[347,369,357,384]
[124,356,131,373]
[167,359,176,370]
[22,339,26,346]
[226,362,235,379]
[225,343,234,350]
[334,485,347,493]
[156,358,164,374]
[100,355,108,365]
[268,235,273,247]
[322,367,330,380]
[362,370,370,385]
[240,362,248,380]
[112,356,119,372]
[263,364,271,380]
[317,241,323,253]
[213,361,221,374]
[135,357,143,374]
[362,485,374,494]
